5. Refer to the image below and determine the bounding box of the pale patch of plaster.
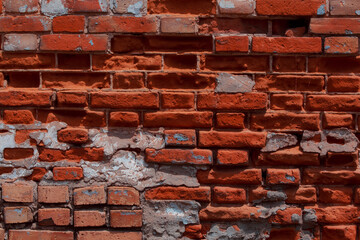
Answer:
[41,0,69,16]
[143,200,200,240]
[215,73,255,93]
[300,128,358,156]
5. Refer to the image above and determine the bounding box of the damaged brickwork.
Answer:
[0,0,360,239]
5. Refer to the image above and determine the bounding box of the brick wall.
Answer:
[0,0,359,239]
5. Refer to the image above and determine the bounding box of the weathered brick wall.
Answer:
[0,0,359,239]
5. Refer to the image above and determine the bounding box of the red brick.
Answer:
[145,186,211,201]
[57,91,88,107]
[149,73,215,90]
[38,186,69,203]
[53,15,85,33]
[38,208,71,226]
[144,112,212,128]
[215,36,249,52]
[4,207,32,224]
[164,55,197,70]
[253,37,322,53]
[266,169,300,185]
[256,0,326,16]
[148,0,216,14]
[113,73,145,89]
[93,54,161,70]
[285,187,317,204]
[310,18,360,34]
[161,17,196,33]
[0,90,52,107]
[307,206,360,224]
[270,94,303,110]
[325,37,359,54]
[322,225,356,240]
[217,150,248,165]
[213,187,246,204]
[110,210,142,228]
[58,54,90,70]
[74,211,106,227]
[202,55,269,72]
[251,112,320,131]
[109,112,139,127]
[355,188,360,203]
[53,167,83,181]
[38,148,65,162]
[199,131,267,148]
[74,186,106,205]
[272,56,306,72]
[257,147,319,166]
[2,181,35,202]
[268,228,301,240]
[199,17,268,34]
[89,16,157,33]
[43,72,109,89]
[91,92,159,109]
[7,72,40,88]
[4,148,34,160]
[199,205,261,221]
[0,16,51,32]
[146,149,212,165]
[323,113,354,129]
[309,56,360,73]
[319,187,352,204]
[161,92,195,109]
[40,34,108,52]
[255,75,325,92]
[330,0,360,15]
[66,148,104,162]
[164,130,196,147]
[306,95,360,111]
[4,0,38,13]
[269,208,302,224]
[26,167,47,181]
[38,110,105,128]
[112,35,213,53]
[216,113,245,129]
[326,152,358,167]
[198,92,267,110]
[108,187,140,205]
[184,225,203,239]
[3,110,35,124]
[197,168,262,185]
[0,52,55,69]
[328,76,360,92]
[302,169,360,185]
[77,231,141,240]
[72,0,108,12]
[9,230,73,240]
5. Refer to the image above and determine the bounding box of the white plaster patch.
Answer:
[127,1,143,16]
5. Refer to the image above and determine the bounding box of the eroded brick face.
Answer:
[0,0,358,239]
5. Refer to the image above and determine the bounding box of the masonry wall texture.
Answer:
[0,0,359,239]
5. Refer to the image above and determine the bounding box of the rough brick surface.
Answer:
[0,1,358,239]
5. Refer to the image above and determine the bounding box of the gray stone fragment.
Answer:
[262,133,298,152]
[215,73,255,93]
